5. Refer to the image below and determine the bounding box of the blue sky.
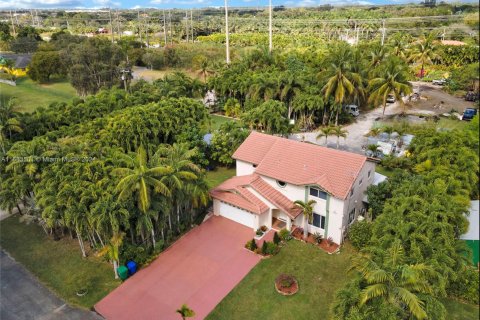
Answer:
[0,0,473,10]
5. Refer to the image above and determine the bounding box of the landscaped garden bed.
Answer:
[291,227,340,254]
[274,274,298,296]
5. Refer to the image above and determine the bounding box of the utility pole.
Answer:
[268,0,273,53]
[116,9,121,39]
[35,10,40,27]
[30,10,35,27]
[185,11,189,43]
[109,8,114,43]
[190,10,193,43]
[163,10,167,46]
[169,10,173,45]
[145,10,149,48]
[9,11,16,37]
[225,0,230,64]
[138,10,142,46]
[381,19,386,46]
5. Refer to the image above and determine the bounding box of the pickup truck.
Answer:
[344,104,360,117]
[432,79,447,86]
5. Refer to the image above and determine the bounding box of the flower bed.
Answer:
[274,274,298,296]
[291,227,340,254]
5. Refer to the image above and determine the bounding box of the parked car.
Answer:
[462,108,478,121]
[465,91,479,102]
[432,79,447,86]
[386,94,395,103]
[344,104,360,117]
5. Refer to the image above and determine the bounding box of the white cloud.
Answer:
[0,0,83,9]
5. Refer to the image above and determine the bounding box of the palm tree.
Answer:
[152,143,200,231]
[316,126,335,146]
[320,44,362,125]
[408,34,440,78]
[350,242,436,320]
[176,304,195,320]
[113,146,172,248]
[368,57,412,115]
[333,126,348,149]
[293,199,317,239]
[97,232,124,279]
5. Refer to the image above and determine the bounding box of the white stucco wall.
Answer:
[236,160,256,176]
[261,176,306,202]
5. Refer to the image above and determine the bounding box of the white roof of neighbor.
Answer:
[363,172,388,203]
[373,172,387,186]
[461,200,479,241]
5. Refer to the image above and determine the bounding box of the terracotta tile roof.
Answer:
[209,174,302,219]
[210,175,269,215]
[233,132,367,199]
[249,175,303,219]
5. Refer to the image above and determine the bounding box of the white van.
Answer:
[344,105,360,117]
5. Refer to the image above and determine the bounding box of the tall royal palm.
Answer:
[368,56,412,115]
[351,241,436,320]
[320,44,361,125]
[113,146,172,248]
[293,199,317,239]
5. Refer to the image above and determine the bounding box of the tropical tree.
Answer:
[316,126,336,146]
[368,56,412,115]
[350,241,437,320]
[176,304,195,320]
[293,199,317,239]
[408,34,440,78]
[113,146,172,248]
[333,126,348,149]
[97,232,124,279]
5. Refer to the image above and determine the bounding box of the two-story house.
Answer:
[209,131,376,244]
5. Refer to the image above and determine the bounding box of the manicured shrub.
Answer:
[273,232,281,245]
[256,228,263,236]
[313,232,323,244]
[265,242,280,255]
[278,228,291,241]
[261,241,268,255]
[245,238,257,251]
[348,220,373,250]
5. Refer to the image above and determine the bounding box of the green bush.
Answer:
[448,266,479,304]
[245,238,257,251]
[265,242,280,255]
[273,232,281,245]
[348,220,372,250]
[278,228,291,241]
[261,241,268,255]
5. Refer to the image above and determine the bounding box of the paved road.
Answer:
[0,250,102,320]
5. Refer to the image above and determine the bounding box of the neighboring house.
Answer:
[210,132,376,245]
[0,54,32,78]
[460,200,479,267]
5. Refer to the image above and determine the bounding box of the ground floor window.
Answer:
[348,208,356,224]
[311,212,326,229]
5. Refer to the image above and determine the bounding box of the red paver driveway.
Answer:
[95,216,260,320]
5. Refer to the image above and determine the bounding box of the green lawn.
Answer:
[209,114,236,131]
[206,167,236,188]
[436,118,467,131]
[0,215,119,309]
[375,164,396,178]
[442,298,479,320]
[207,240,354,319]
[1,77,77,113]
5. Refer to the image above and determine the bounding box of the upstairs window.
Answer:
[309,187,327,200]
[358,179,363,186]
[350,187,355,197]
[368,170,371,178]
[348,209,356,224]
[277,180,287,188]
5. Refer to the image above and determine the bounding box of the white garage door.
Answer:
[218,202,255,229]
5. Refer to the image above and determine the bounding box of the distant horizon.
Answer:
[0,0,478,11]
